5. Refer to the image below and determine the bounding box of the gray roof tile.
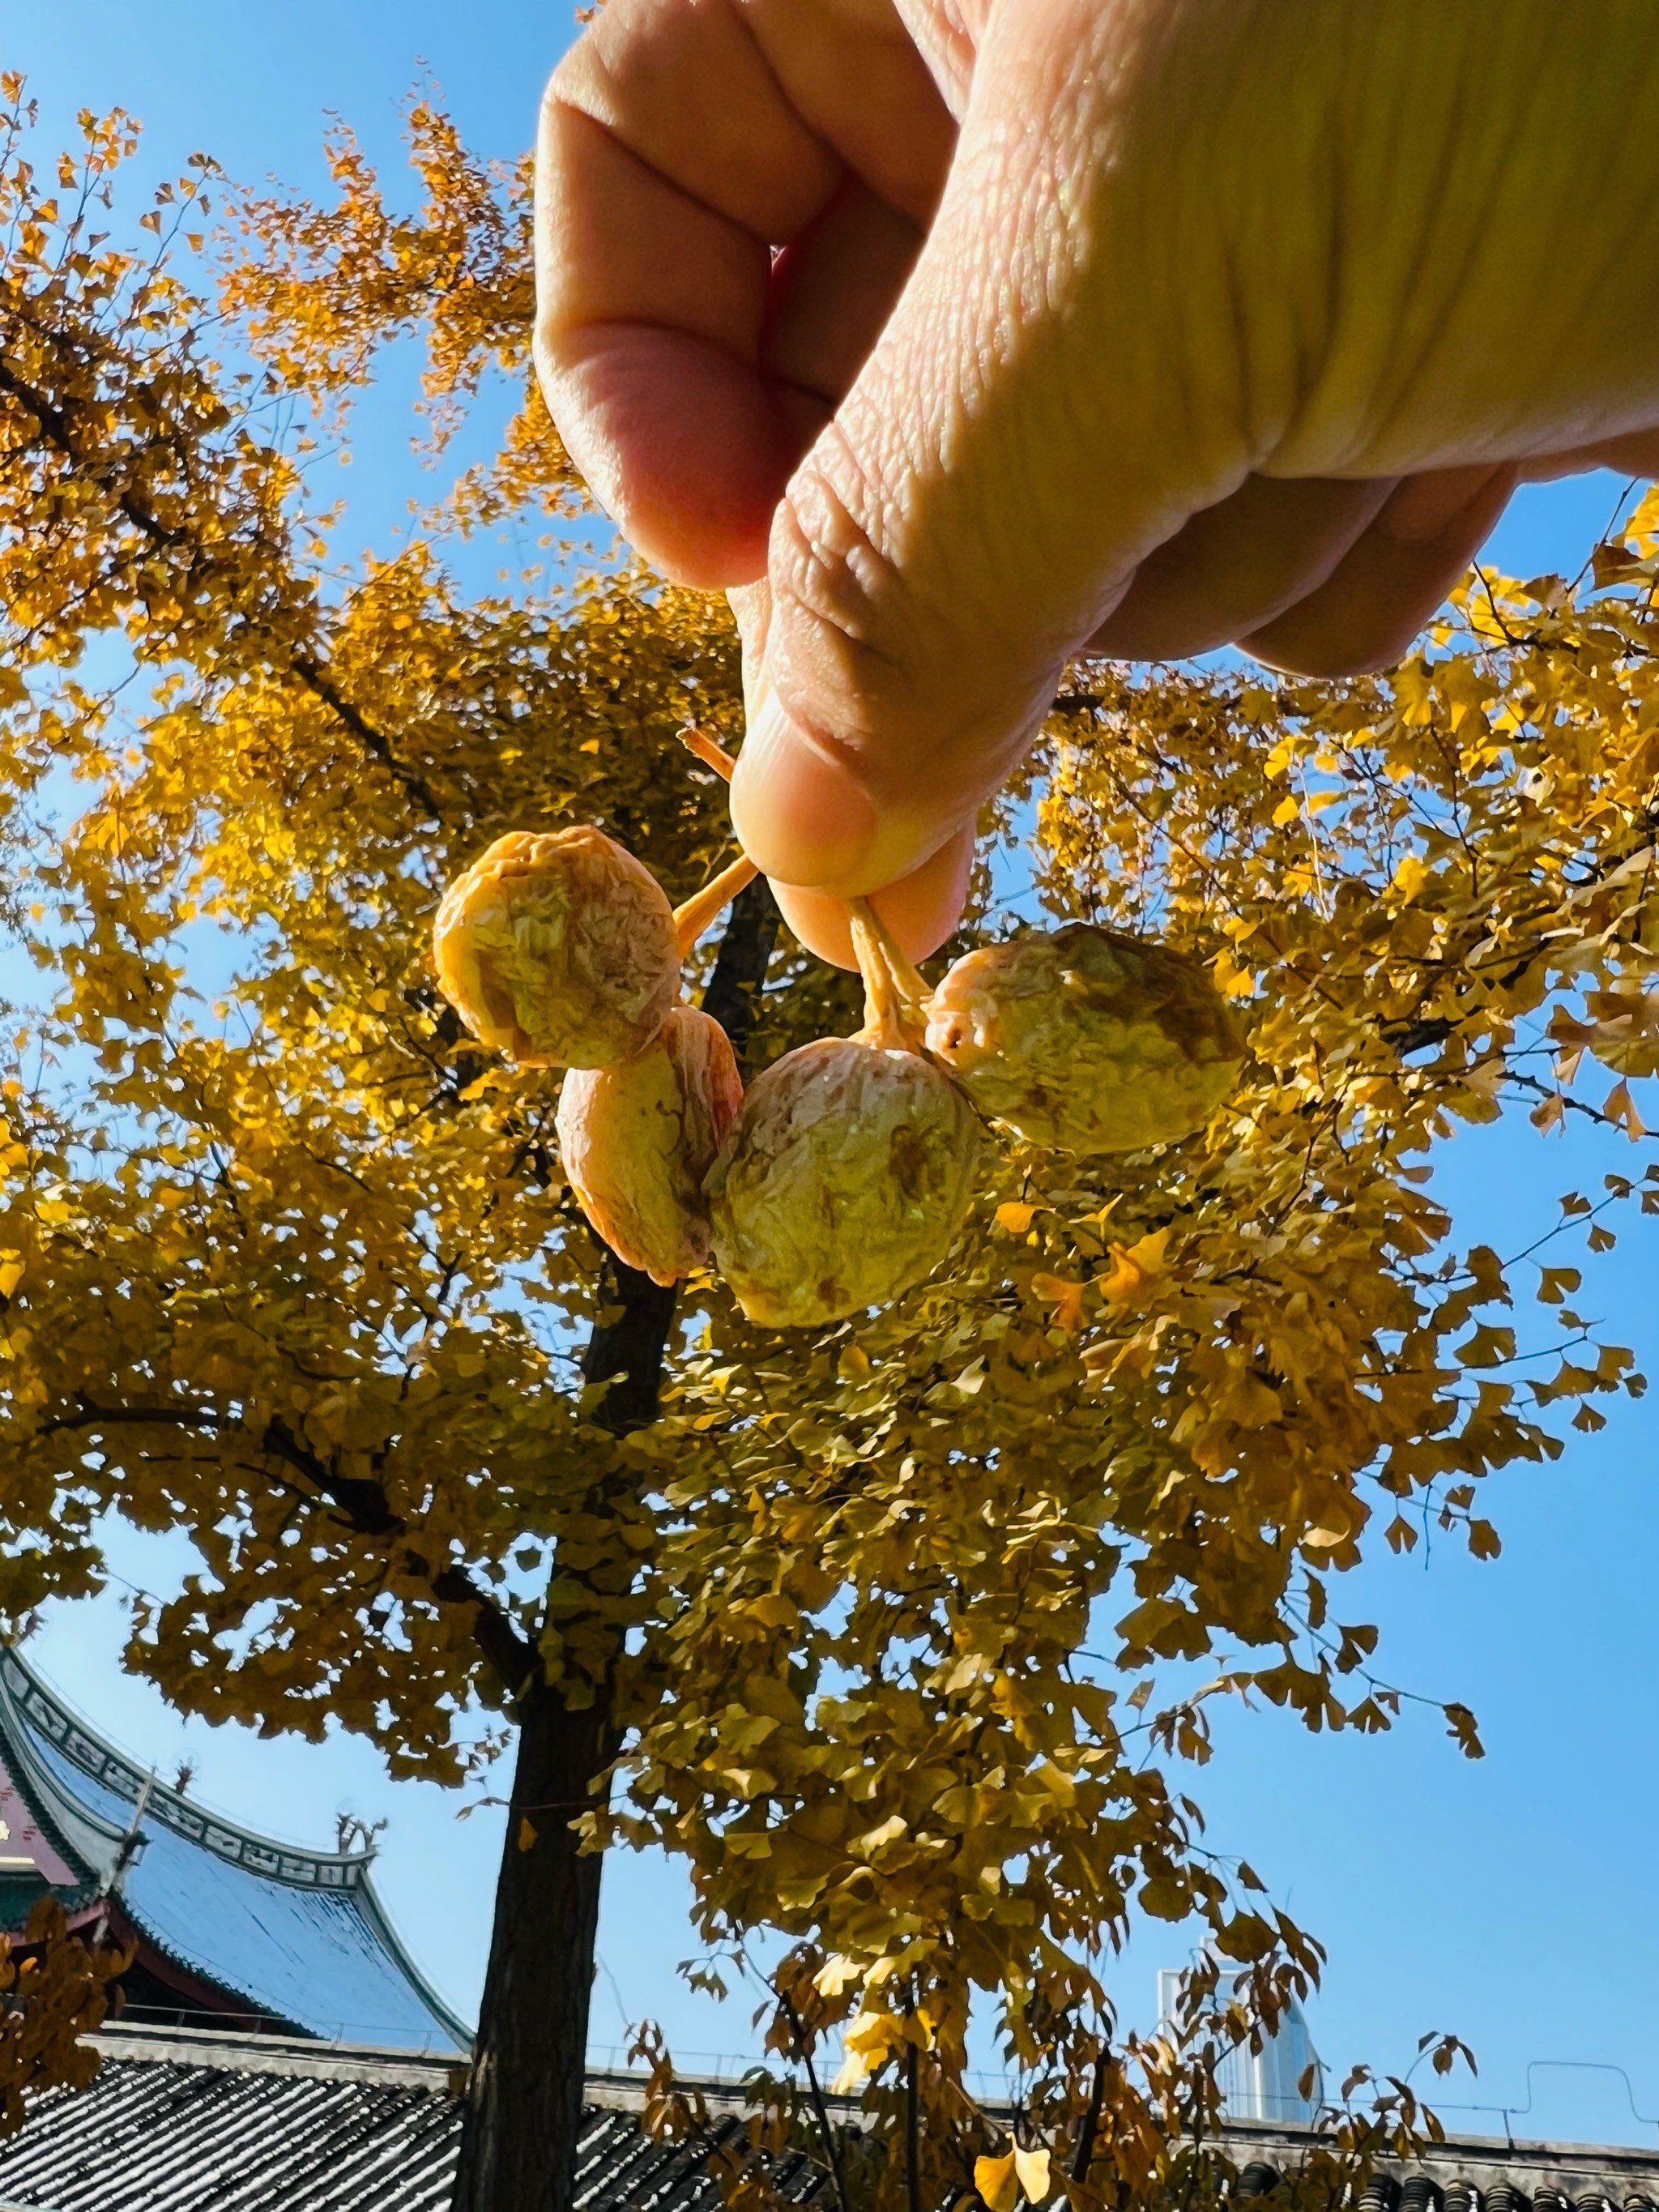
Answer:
[0,2030,838,2212]
[6,2029,1659,2212]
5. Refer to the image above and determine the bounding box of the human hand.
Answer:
[535,0,1659,966]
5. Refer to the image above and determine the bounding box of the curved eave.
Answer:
[0,1648,472,2052]
[0,1672,125,1887]
[0,1648,372,1888]
[0,1875,100,1933]
[90,1902,313,2035]
[350,1868,475,2055]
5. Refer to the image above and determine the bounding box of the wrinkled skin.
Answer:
[557,1005,744,1285]
[537,0,1659,966]
[433,826,679,1068]
[706,1035,979,1326]
[926,925,1245,1155]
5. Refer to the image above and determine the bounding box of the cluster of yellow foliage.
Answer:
[2,77,1657,2203]
[0,1901,126,2133]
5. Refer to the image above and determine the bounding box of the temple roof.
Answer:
[5,2024,1659,2212]
[0,1647,470,2056]
[0,2026,842,2212]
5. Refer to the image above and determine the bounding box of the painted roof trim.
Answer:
[0,1649,371,1891]
[0,1672,125,1890]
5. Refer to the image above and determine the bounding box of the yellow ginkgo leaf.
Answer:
[995,1200,1038,1235]
[831,2048,873,2095]
[1099,1228,1171,1305]
[1030,1272,1085,1332]
[975,2152,1021,2212]
[1014,2146,1053,2205]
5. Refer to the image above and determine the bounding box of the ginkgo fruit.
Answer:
[707,903,979,1326]
[557,1006,744,1287]
[433,826,680,1068]
[924,924,1246,1155]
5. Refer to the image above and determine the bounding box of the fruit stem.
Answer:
[678,724,738,781]
[673,852,760,955]
[673,727,760,951]
[680,726,932,1040]
[847,896,931,1011]
[848,896,929,1053]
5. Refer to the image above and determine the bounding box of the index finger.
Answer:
[535,0,954,586]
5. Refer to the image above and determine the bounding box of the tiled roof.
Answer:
[0,1651,470,2056]
[1222,2116,1659,2209]
[0,2026,839,2212]
[5,2026,1659,2212]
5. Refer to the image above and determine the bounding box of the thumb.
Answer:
[729,0,1254,899]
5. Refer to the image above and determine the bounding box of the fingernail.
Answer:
[731,693,878,889]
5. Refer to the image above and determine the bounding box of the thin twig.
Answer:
[673,852,759,956]
[906,2038,922,2212]
[1071,2055,1108,2184]
[848,897,928,1052]
[678,724,737,780]
[778,1990,853,2212]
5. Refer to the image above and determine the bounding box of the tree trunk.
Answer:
[451,876,778,2212]
[449,1671,619,2212]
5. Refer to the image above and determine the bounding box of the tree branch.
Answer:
[289,650,442,821]
[261,1412,403,1536]
[428,1565,536,1698]
[779,1989,853,2212]
[701,871,780,1054]
[906,2039,921,2212]
[0,345,442,820]
[37,1395,535,1694]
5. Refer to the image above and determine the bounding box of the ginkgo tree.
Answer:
[2,75,1657,2212]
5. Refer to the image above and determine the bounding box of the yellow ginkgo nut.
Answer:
[433,826,679,1069]
[706,1037,980,1328]
[924,924,1245,1155]
[557,1005,743,1287]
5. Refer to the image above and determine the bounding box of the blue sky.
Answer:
[8,0,1659,2146]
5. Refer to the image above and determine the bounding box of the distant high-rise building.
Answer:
[1157,1964,1324,2124]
